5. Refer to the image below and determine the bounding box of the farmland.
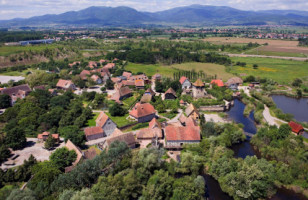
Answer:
[230,57,308,84]
[126,62,233,81]
[204,37,308,58]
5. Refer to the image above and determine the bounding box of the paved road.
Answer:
[263,105,286,127]
[228,53,308,61]
[0,75,25,84]
[167,109,183,123]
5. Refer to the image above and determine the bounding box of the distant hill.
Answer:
[1,5,308,27]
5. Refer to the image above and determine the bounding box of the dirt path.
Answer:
[227,53,308,61]
[263,105,287,127]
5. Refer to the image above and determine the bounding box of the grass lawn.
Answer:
[0,44,63,56]
[122,94,139,108]
[230,57,308,84]
[105,113,135,127]
[86,112,100,127]
[126,62,233,81]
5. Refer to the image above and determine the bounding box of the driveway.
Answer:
[238,86,251,97]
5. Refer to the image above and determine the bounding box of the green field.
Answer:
[0,44,62,56]
[230,57,308,84]
[126,62,233,81]
[86,112,100,127]
[245,48,308,58]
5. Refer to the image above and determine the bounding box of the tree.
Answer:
[58,125,85,147]
[6,189,36,200]
[0,145,10,164]
[72,76,86,88]
[109,103,126,116]
[297,89,302,97]
[71,188,94,200]
[44,134,56,150]
[253,64,258,69]
[0,94,11,109]
[278,124,291,139]
[155,80,164,93]
[50,147,77,171]
[292,78,302,87]
[105,79,114,90]
[5,126,26,150]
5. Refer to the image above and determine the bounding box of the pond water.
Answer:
[271,95,308,123]
[203,98,307,200]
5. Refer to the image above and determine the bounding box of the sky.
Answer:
[0,0,308,20]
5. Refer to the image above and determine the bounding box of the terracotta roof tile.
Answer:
[193,79,205,87]
[179,76,188,84]
[129,103,156,118]
[211,80,224,87]
[84,126,104,136]
[95,112,110,128]
[165,125,200,141]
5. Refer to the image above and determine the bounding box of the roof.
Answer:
[37,132,59,139]
[211,80,224,87]
[122,80,135,86]
[193,79,205,87]
[225,77,243,87]
[149,118,162,129]
[83,148,98,160]
[140,94,152,103]
[179,114,188,124]
[96,112,113,128]
[104,63,115,69]
[180,99,185,104]
[56,79,74,88]
[185,103,199,117]
[65,139,83,166]
[33,85,46,90]
[152,73,162,79]
[288,121,304,133]
[111,77,121,83]
[165,125,200,142]
[165,88,177,97]
[84,126,104,136]
[135,80,145,87]
[122,72,132,78]
[91,75,101,82]
[1,84,31,96]
[179,76,188,84]
[136,127,162,139]
[106,131,136,147]
[130,103,156,118]
[88,61,97,68]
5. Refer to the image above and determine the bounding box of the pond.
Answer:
[271,95,308,123]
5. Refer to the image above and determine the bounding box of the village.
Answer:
[0,57,306,174]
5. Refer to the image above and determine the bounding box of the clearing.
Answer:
[204,37,308,58]
[230,57,308,84]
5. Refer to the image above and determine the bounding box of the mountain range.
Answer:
[1,5,308,27]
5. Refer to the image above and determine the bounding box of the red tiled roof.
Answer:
[211,80,224,87]
[104,63,115,69]
[95,112,110,128]
[56,79,74,88]
[84,127,104,136]
[122,80,135,86]
[136,127,162,139]
[130,103,156,118]
[135,80,145,87]
[91,75,101,82]
[288,121,304,133]
[149,118,161,129]
[193,79,205,87]
[165,88,177,97]
[179,76,188,84]
[122,72,132,78]
[180,99,184,104]
[165,125,200,141]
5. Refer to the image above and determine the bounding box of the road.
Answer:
[167,109,183,123]
[263,105,286,127]
[227,53,308,61]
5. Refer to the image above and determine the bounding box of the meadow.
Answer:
[0,43,63,56]
[230,57,308,84]
[125,62,233,81]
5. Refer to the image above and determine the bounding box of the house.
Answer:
[185,103,200,120]
[152,73,162,82]
[88,61,97,69]
[33,85,46,90]
[140,94,152,103]
[80,70,91,80]
[111,77,122,83]
[179,76,191,89]
[103,63,116,70]
[96,112,117,136]
[69,61,80,67]
[179,114,188,125]
[135,80,145,89]
[56,79,76,90]
[180,99,186,106]
[136,118,163,140]
[165,123,200,149]
[111,86,132,103]
[104,129,136,149]
[91,75,102,84]
[192,79,206,98]
[0,84,32,105]
[64,139,84,172]
[129,103,156,123]
[122,72,132,79]
[225,77,243,90]
[84,127,105,141]
[211,79,224,87]
[37,132,60,143]
[164,88,177,100]
[100,71,110,82]
[288,121,304,135]
[48,89,57,96]
[145,88,155,96]
[129,74,149,84]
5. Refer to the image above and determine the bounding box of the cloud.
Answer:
[0,0,308,20]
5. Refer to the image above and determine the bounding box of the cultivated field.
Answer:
[204,37,308,57]
[126,62,233,81]
[230,57,308,84]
